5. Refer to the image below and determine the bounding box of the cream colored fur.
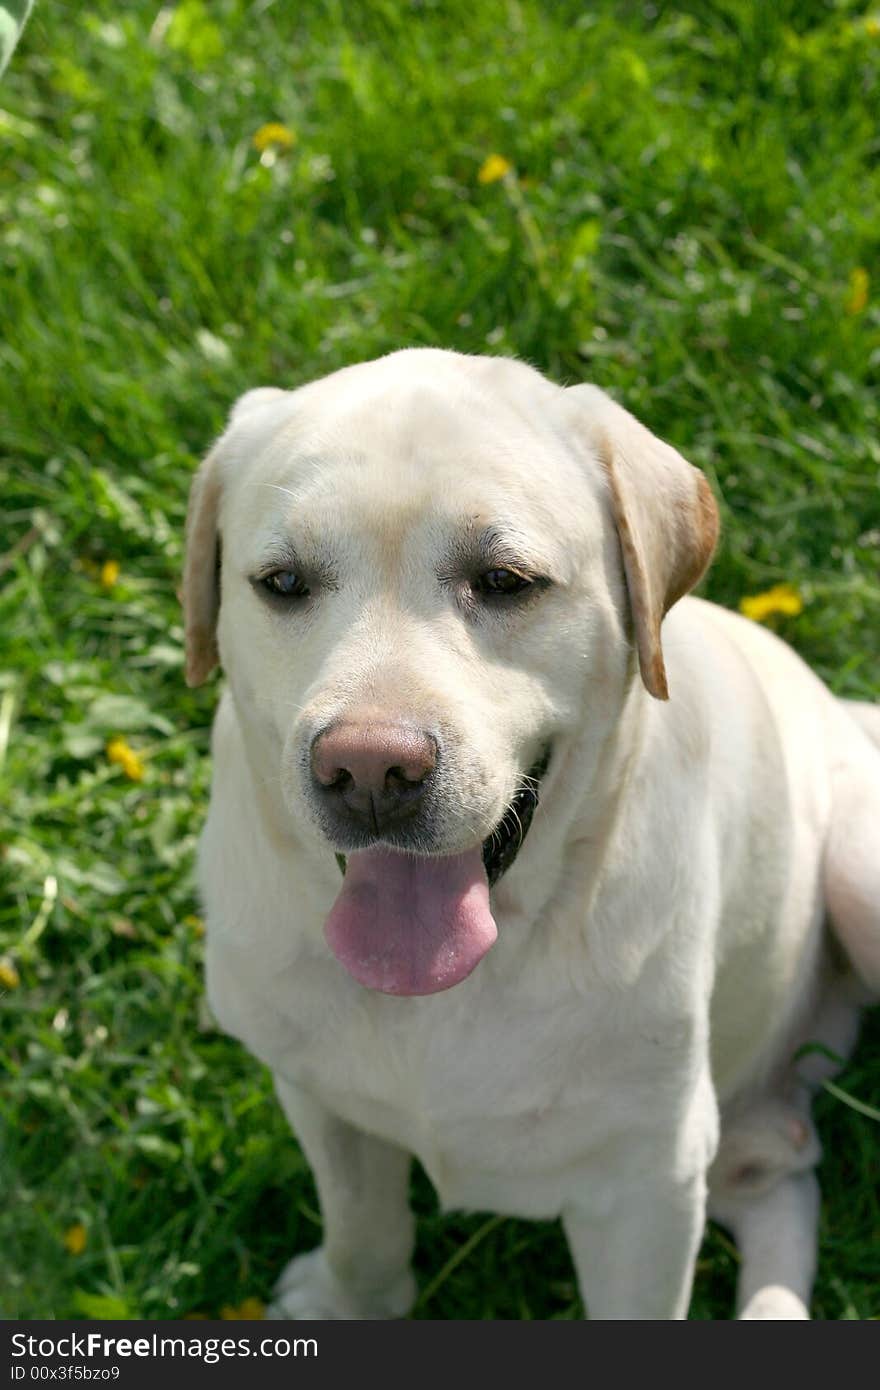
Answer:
[184,349,880,1320]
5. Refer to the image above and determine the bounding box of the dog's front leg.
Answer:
[561,1068,718,1320]
[266,1077,416,1320]
[562,1166,707,1320]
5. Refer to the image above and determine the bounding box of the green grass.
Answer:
[1,0,878,1320]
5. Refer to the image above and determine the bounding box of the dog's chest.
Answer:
[207,931,682,1217]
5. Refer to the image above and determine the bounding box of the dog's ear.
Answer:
[568,385,719,700]
[182,443,223,687]
[182,388,286,687]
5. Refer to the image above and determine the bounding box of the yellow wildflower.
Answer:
[100,559,120,590]
[220,1297,265,1320]
[0,958,20,990]
[477,153,513,184]
[252,123,296,153]
[739,583,804,623]
[63,1224,87,1255]
[106,737,145,782]
[844,267,869,315]
[865,16,880,38]
[184,914,205,937]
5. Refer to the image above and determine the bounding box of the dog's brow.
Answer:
[470,524,558,579]
[247,518,337,585]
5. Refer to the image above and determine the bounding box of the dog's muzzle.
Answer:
[311,720,438,836]
[330,744,553,887]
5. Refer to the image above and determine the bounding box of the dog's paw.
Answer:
[739,1285,810,1320]
[265,1248,416,1320]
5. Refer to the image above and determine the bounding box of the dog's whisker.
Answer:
[244,691,311,718]
[255,482,300,502]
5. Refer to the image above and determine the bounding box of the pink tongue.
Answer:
[324,847,496,996]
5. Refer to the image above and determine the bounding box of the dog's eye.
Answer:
[260,570,310,599]
[474,568,533,597]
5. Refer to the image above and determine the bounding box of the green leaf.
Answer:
[61,726,103,760]
[73,1291,133,1320]
[88,693,174,736]
[165,0,223,68]
[133,1134,182,1162]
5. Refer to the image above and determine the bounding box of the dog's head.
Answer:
[183,350,717,995]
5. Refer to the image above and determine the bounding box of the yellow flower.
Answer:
[100,559,120,590]
[184,914,205,937]
[739,583,804,623]
[106,737,145,782]
[63,1224,87,1255]
[865,16,880,38]
[252,123,296,153]
[220,1297,265,1320]
[844,267,869,315]
[477,153,513,184]
[0,958,20,990]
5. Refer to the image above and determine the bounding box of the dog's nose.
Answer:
[311,721,437,831]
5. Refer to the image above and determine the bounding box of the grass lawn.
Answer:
[1,0,878,1320]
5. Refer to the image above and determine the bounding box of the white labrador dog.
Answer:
[184,349,880,1320]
